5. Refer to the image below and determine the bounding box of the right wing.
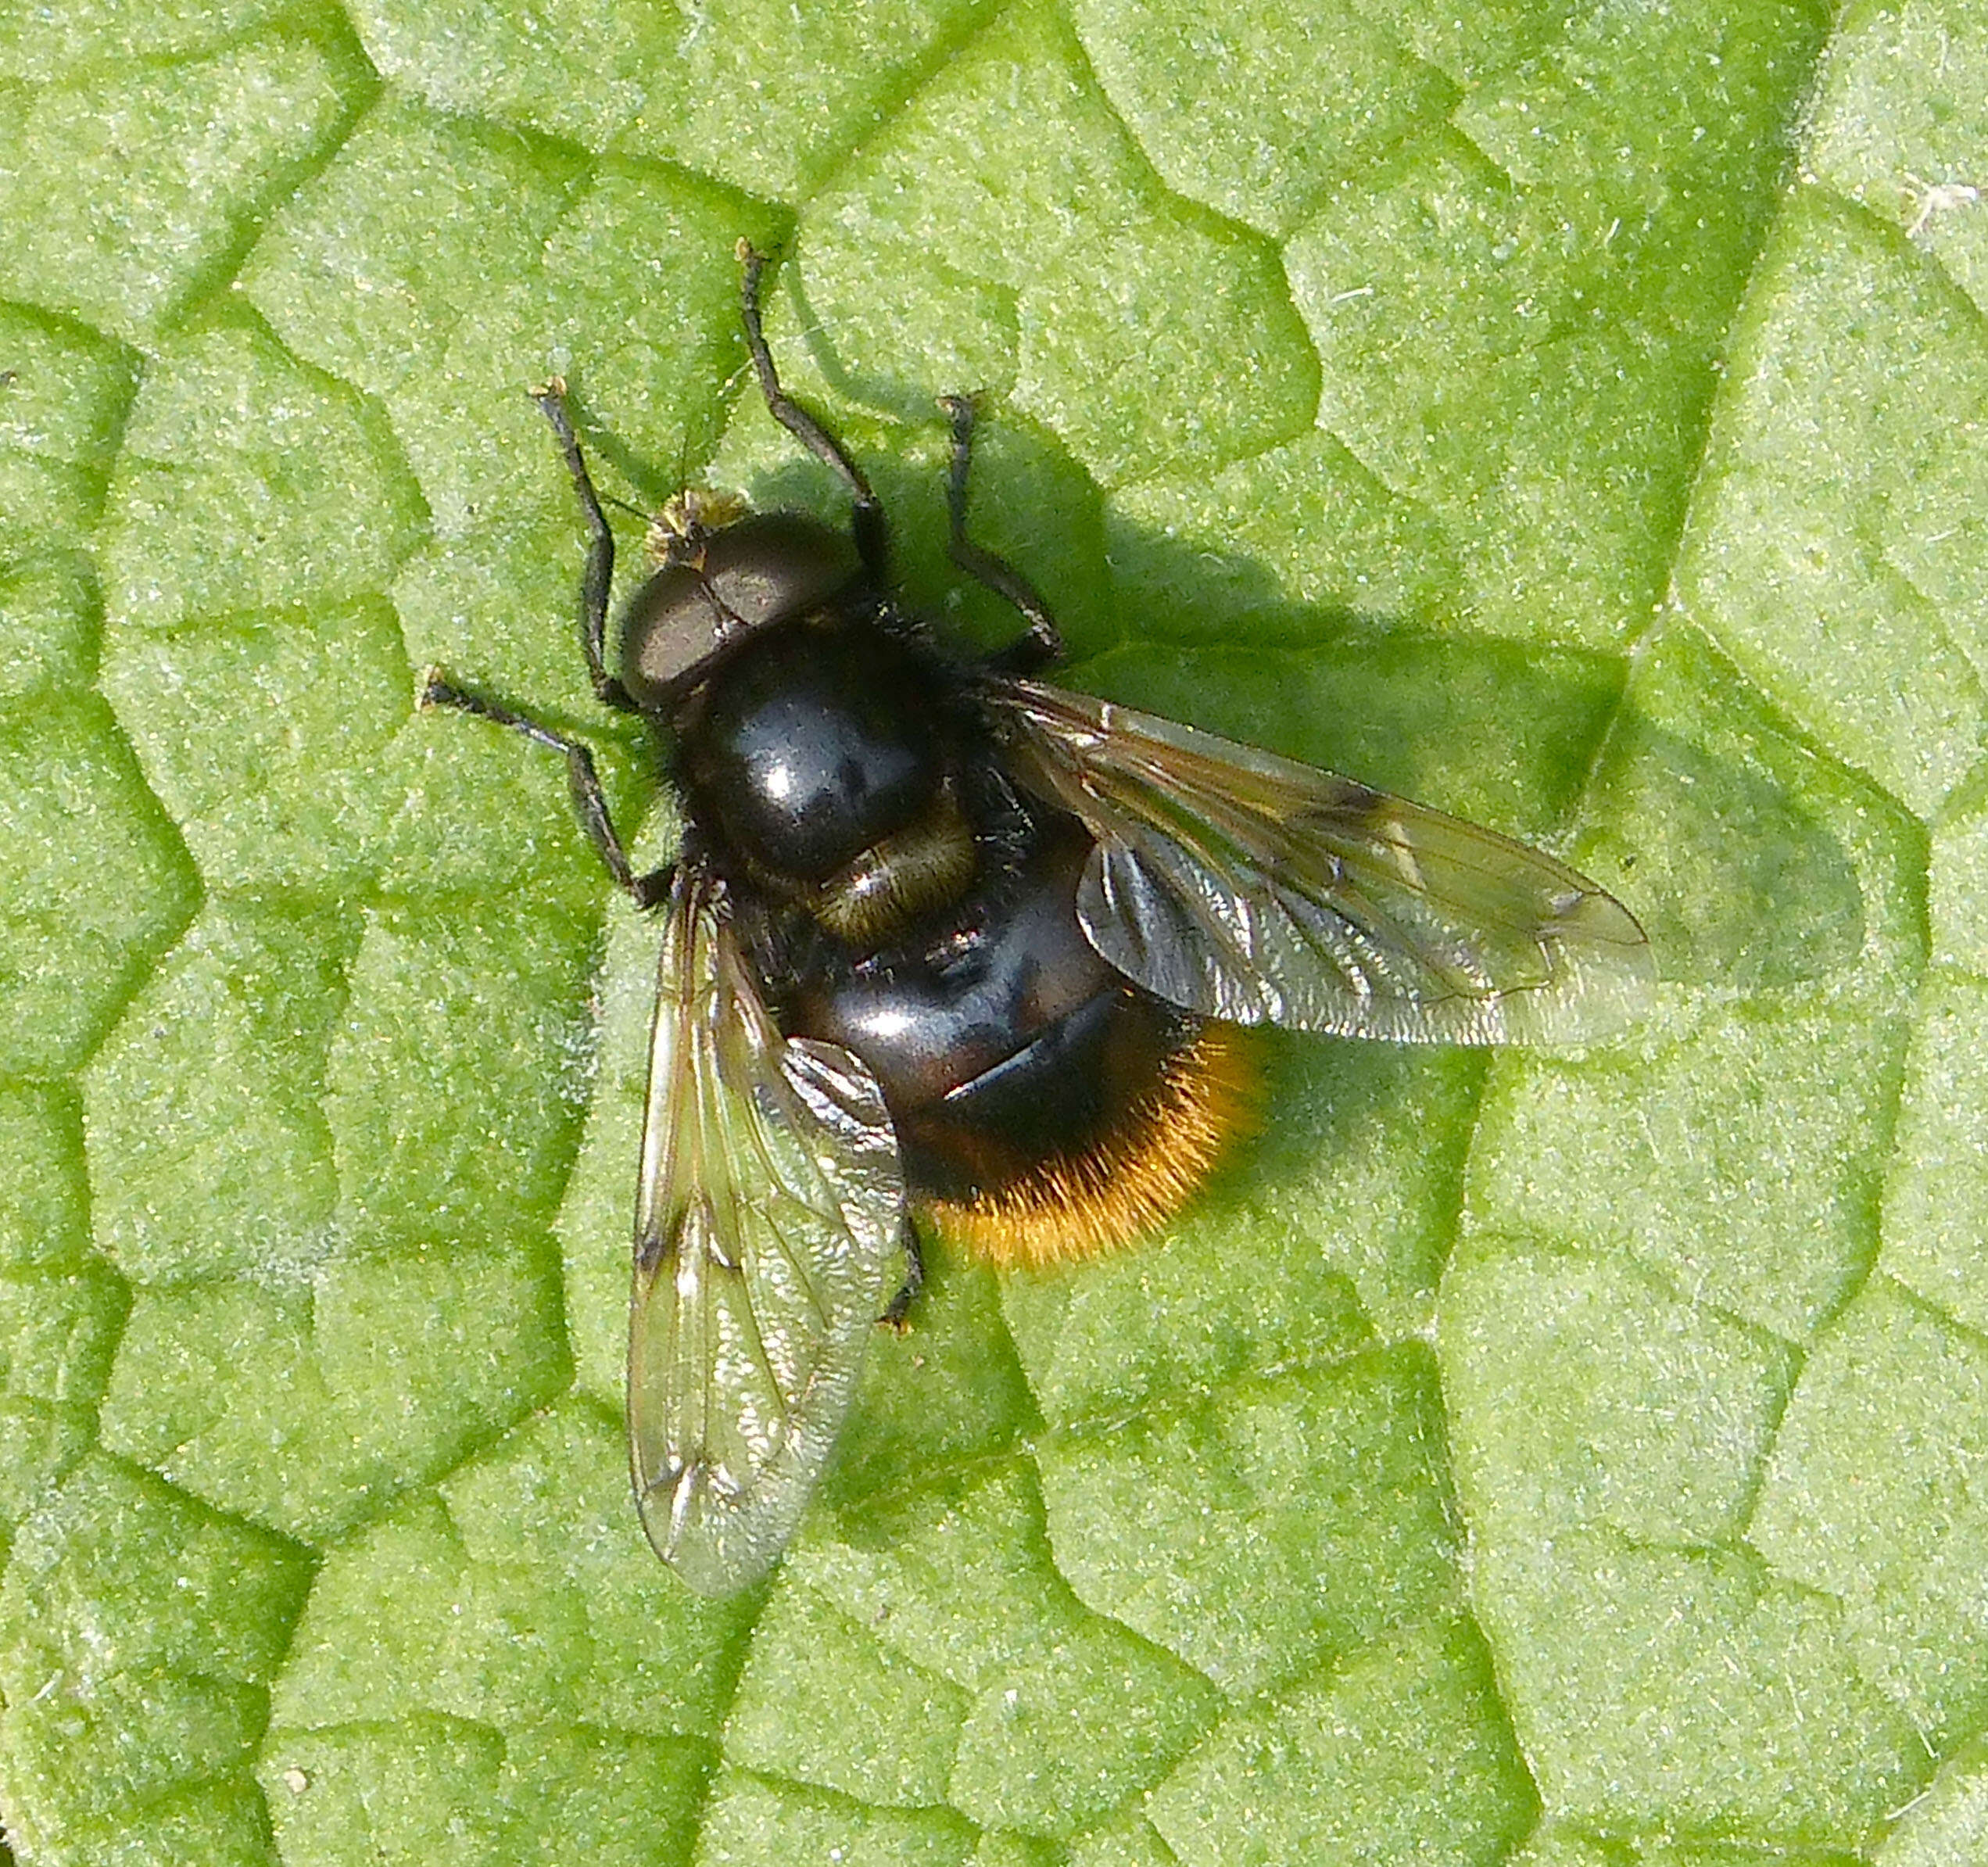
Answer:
[989,679,1654,1046]
[627,861,908,1597]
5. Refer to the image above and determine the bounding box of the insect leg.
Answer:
[418,673,672,908]
[879,1215,926,1330]
[938,393,1065,673]
[531,380,636,713]
[735,239,889,580]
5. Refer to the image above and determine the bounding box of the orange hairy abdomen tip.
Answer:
[929,1024,1261,1271]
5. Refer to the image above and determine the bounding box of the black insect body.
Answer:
[669,593,1237,1256]
[422,242,1655,1596]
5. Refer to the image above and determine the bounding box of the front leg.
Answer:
[939,393,1065,673]
[736,240,891,582]
[531,379,637,715]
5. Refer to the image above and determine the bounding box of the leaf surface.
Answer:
[3,0,1987,1861]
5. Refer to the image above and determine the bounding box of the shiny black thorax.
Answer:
[668,600,967,894]
[659,596,1187,1204]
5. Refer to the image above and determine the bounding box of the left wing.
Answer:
[987,679,1654,1046]
[627,861,907,1597]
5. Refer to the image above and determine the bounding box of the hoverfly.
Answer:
[421,242,1654,1596]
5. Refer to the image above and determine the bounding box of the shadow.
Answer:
[559,353,1875,1005]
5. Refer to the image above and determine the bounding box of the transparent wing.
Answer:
[989,679,1654,1045]
[628,862,907,1597]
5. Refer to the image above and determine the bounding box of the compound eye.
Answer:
[620,512,861,708]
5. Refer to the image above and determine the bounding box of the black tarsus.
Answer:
[879,1215,926,1330]
[422,380,668,905]
[418,672,672,909]
[531,379,637,714]
[735,238,890,581]
[938,392,1066,673]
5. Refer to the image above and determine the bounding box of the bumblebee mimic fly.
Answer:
[421,241,1655,1597]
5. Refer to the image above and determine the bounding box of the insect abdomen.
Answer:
[785,819,1259,1267]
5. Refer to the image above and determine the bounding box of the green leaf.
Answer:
[3,0,1987,1862]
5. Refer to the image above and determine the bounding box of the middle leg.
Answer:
[419,672,671,908]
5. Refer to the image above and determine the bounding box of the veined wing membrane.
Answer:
[991,680,1654,1045]
[629,863,906,1597]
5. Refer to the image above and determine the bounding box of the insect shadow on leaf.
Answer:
[419,239,1657,1596]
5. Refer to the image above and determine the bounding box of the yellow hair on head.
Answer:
[932,1025,1260,1271]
